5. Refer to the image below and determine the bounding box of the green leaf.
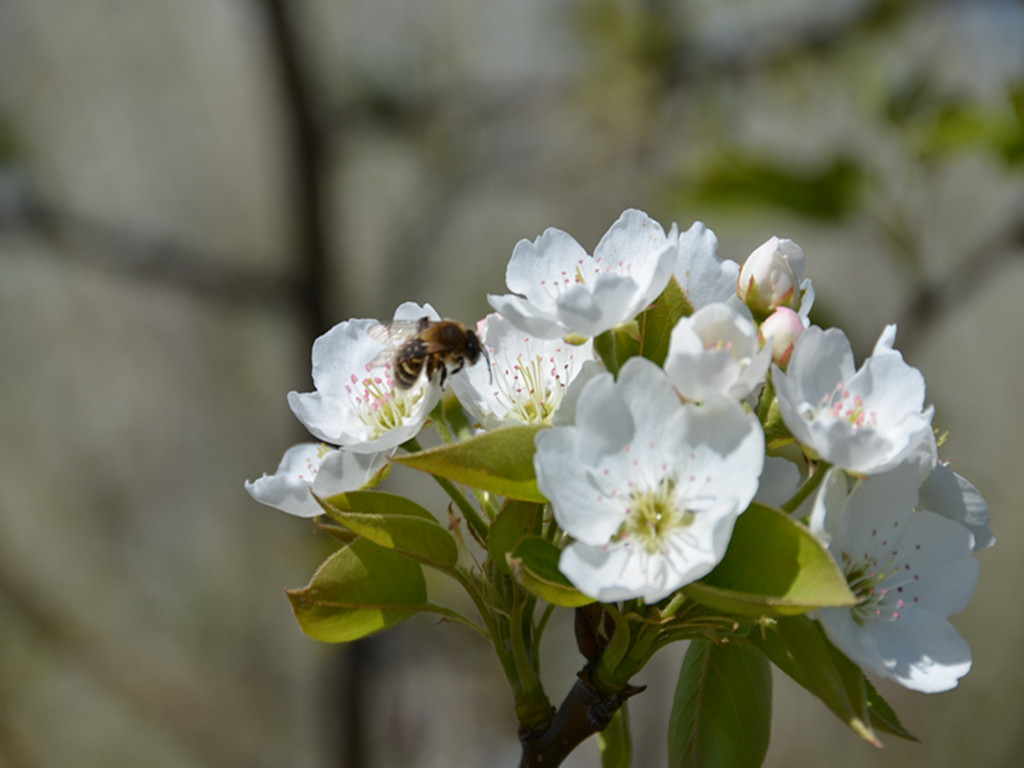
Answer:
[683,503,856,617]
[593,323,642,376]
[393,425,548,502]
[866,678,916,742]
[749,616,880,747]
[318,490,458,569]
[636,276,692,366]
[507,536,594,607]
[286,537,427,643]
[668,639,772,768]
[488,500,544,576]
[598,703,632,768]
[312,519,360,544]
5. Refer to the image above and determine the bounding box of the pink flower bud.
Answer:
[737,236,806,315]
[759,306,804,369]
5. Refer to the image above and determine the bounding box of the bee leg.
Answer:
[425,356,445,389]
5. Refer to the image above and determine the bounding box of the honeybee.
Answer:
[372,317,490,389]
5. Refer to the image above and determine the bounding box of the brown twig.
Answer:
[518,669,644,768]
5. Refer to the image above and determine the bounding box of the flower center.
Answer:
[814,381,879,429]
[841,539,920,626]
[613,478,693,555]
[345,369,425,439]
[490,345,582,424]
[538,256,631,299]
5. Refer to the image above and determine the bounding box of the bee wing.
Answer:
[366,320,421,367]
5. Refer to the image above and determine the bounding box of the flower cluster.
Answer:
[248,206,991,724]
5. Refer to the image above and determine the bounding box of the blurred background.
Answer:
[0,0,1021,766]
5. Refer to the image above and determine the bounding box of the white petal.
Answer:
[559,542,688,603]
[783,326,856,406]
[676,397,765,512]
[245,444,327,518]
[572,372,635,466]
[919,463,994,549]
[308,318,385,396]
[896,511,980,616]
[393,301,441,323]
[556,276,637,337]
[311,450,387,499]
[559,542,653,602]
[674,222,740,309]
[867,612,973,692]
[755,456,803,508]
[616,357,685,441]
[486,293,565,338]
[534,429,625,544]
[808,467,849,547]
[849,349,926,424]
[593,209,676,309]
[552,360,606,426]
[841,463,920,554]
[287,390,365,446]
[871,323,898,356]
[505,228,589,308]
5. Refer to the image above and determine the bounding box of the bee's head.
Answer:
[465,330,484,363]
[467,330,493,386]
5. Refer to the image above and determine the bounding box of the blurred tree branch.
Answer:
[898,212,1024,353]
[0,190,303,310]
[256,3,369,768]
[258,0,332,339]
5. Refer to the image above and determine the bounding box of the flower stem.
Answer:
[781,461,831,514]
[401,437,489,541]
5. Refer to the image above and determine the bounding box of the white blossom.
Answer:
[772,325,934,475]
[487,209,676,339]
[287,302,442,453]
[534,357,764,603]
[810,465,979,693]
[449,313,602,428]
[663,302,772,402]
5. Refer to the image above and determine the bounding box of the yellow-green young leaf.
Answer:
[636,277,692,366]
[318,490,458,569]
[683,503,855,617]
[487,500,544,576]
[749,616,880,748]
[286,538,427,643]
[668,639,772,768]
[393,425,548,502]
[507,536,594,608]
[598,703,632,768]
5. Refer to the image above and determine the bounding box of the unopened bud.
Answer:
[737,236,806,316]
[760,306,804,369]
